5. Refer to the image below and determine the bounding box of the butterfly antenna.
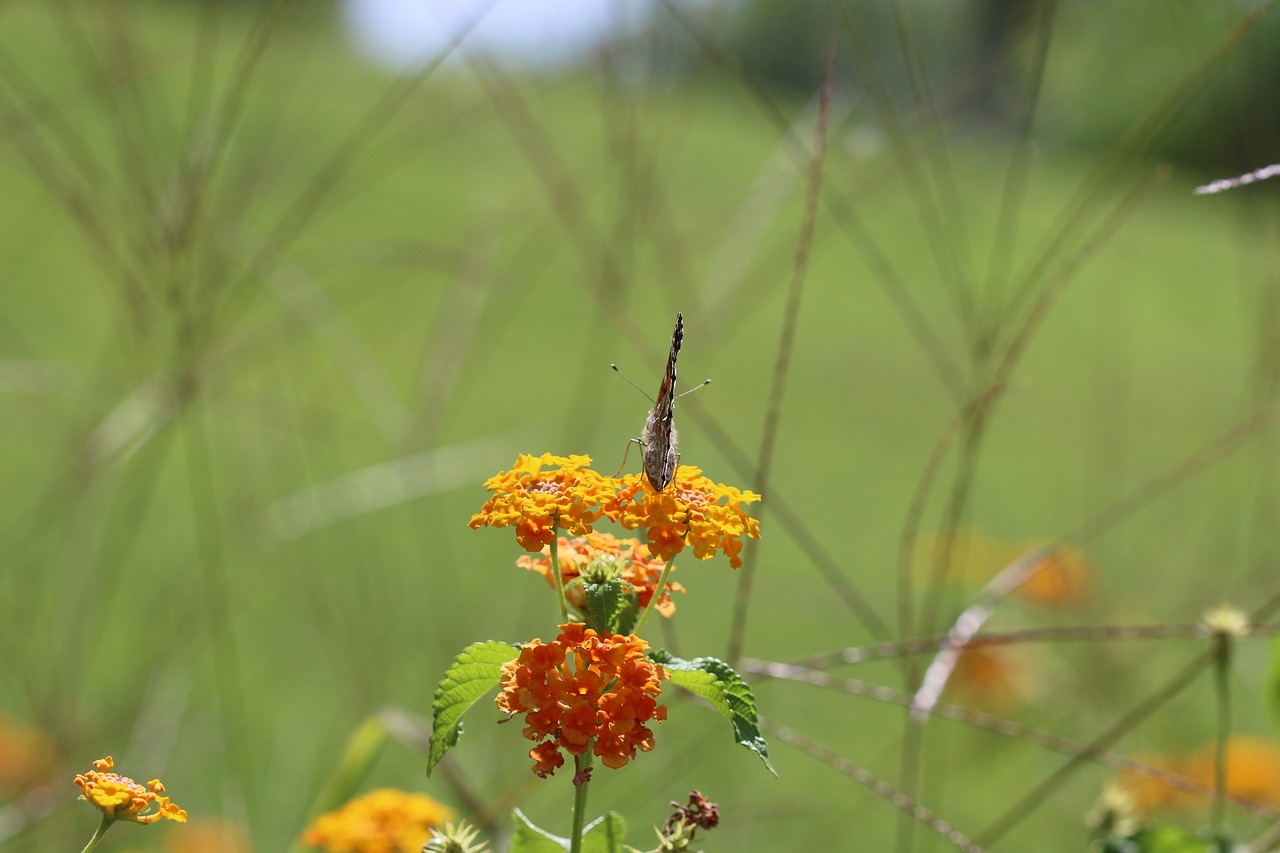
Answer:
[611,363,654,403]
[675,378,711,401]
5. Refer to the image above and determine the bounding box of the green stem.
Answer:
[568,748,595,853]
[633,559,674,636]
[79,815,113,853]
[1211,631,1231,836]
[549,533,569,622]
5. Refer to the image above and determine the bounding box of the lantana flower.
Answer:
[609,466,761,568]
[496,623,668,777]
[302,788,454,853]
[469,454,620,551]
[517,532,685,617]
[74,756,187,825]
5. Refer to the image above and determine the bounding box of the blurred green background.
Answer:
[4,1,1280,851]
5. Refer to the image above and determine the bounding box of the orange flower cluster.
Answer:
[469,454,616,552]
[471,455,760,568]
[302,788,454,853]
[496,623,668,777]
[516,532,685,617]
[74,756,187,825]
[610,467,761,568]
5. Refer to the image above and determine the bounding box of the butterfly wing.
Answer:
[641,313,682,491]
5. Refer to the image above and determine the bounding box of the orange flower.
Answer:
[496,623,668,776]
[74,756,187,825]
[469,454,619,552]
[516,532,685,617]
[302,788,454,853]
[0,715,55,793]
[166,818,251,853]
[946,646,1033,713]
[1116,752,1184,813]
[1182,736,1280,807]
[1012,540,1093,608]
[608,466,761,568]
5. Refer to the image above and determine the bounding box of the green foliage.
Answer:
[427,641,520,775]
[584,578,638,635]
[1096,826,1234,853]
[510,809,627,853]
[648,651,775,776]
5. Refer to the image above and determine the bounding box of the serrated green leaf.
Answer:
[584,579,635,635]
[427,641,519,775]
[510,808,569,853]
[580,812,627,853]
[648,651,775,776]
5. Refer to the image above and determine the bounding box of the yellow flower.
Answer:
[302,788,454,853]
[516,532,685,617]
[74,756,187,825]
[608,466,761,568]
[469,454,619,552]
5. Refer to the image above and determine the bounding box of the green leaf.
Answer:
[580,812,627,853]
[1100,825,1235,853]
[648,651,776,776]
[584,579,636,635]
[427,641,519,775]
[510,809,569,853]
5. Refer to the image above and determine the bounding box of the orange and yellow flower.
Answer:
[517,532,685,617]
[302,788,454,853]
[608,466,761,568]
[496,623,668,776]
[469,454,620,552]
[74,756,187,825]
[0,715,55,793]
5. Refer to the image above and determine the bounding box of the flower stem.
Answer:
[569,749,595,853]
[549,532,569,622]
[633,559,674,636]
[1211,630,1232,837]
[79,815,114,853]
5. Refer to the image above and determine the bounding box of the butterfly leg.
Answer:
[612,437,644,478]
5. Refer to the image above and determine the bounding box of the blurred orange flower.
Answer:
[1182,736,1280,807]
[1011,540,1093,608]
[303,789,453,853]
[0,715,55,793]
[517,532,685,617]
[946,646,1033,713]
[608,466,761,568]
[1116,736,1280,814]
[166,818,251,853]
[496,623,668,776]
[74,756,187,825]
[469,453,619,552]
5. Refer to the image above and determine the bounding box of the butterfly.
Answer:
[640,313,683,492]
[612,313,708,492]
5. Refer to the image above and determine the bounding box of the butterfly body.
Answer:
[640,313,683,492]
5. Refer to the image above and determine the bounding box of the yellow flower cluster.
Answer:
[74,756,187,825]
[471,454,760,569]
[302,788,454,853]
